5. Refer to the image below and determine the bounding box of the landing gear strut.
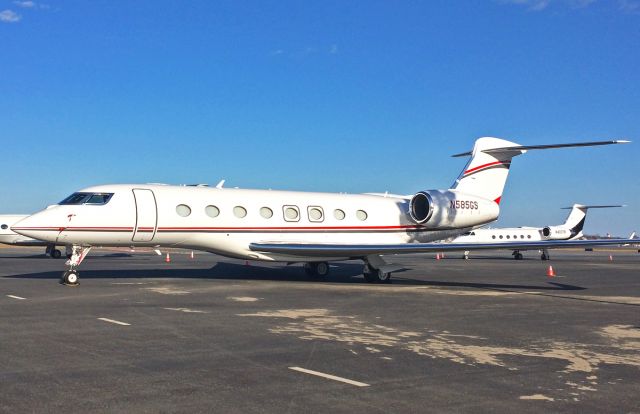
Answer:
[540,249,550,261]
[303,262,330,278]
[513,251,523,260]
[61,245,91,286]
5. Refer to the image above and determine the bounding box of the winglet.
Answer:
[215,179,225,189]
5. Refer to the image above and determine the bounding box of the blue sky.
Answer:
[1,0,638,235]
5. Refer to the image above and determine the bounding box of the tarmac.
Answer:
[1,246,638,413]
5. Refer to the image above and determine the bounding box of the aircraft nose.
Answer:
[11,212,59,242]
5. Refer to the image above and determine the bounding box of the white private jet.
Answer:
[11,137,632,286]
[450,204,624,260]
[0,214,67,258]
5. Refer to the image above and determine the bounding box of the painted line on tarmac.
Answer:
[97,317,131,326]
[6,295,26,300]
[288,366,370,387]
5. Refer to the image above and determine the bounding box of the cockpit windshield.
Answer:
[59,192,114,205]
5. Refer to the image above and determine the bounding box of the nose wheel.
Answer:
[62,270,79,286]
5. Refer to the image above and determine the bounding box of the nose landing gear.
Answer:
[61,245,91,286]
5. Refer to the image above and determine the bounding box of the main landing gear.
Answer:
[512,251,524,260]
[363,264,392,283]
[303,262,330,278]
[45,244,62,259]
[540,249,550,261]
[61,245,91,286]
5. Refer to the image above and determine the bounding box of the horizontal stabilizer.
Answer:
[452,140,630,158]
[560,204,625,209]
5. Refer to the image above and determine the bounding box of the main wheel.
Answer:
[375,269,392,283]
[364,267,391,283]
[514,252,523,260]
[315,262,329,277]
[304,262,329,278]
[62,270,79,285]
[541,253,548,261]
[51,249,62,259]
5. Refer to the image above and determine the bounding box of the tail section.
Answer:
[561,205,588,238]
[560,204,624,239]
[450,137,629,205]
[450,137,523,204]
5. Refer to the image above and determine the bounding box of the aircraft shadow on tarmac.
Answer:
[6,261,586,292]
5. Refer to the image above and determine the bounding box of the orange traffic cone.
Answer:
[436,253,441,260]
[165,253,171,263]
[190,251,194,259]
[546,265,555,277]
[608,255,613,261]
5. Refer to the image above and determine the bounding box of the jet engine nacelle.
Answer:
[542,225,571,240]
[408,190,499,229]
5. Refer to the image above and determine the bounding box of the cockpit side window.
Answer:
[59,192,114,205]
[85,193,113,204]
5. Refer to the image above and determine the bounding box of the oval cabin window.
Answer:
[233,206,247,218]
[176,204,191,217]
[205,205,220,218]
[308,207,323,222]
[260,207,273,219]
[284,206,299,221]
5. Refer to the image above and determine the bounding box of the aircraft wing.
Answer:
[249,238,632,258]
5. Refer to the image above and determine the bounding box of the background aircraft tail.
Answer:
[559,204,624,239]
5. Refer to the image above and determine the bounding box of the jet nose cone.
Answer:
[11,213,58,242]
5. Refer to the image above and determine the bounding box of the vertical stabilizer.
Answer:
[450,137,524,204]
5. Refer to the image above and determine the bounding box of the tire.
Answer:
[364,267,391,283]
[315,262,329,277]
[375,269,392,283]
[305,262,329,278]
[62,270,79,285]
[514,253,523,260]
[51,249,62,259]
[541,254,548,261]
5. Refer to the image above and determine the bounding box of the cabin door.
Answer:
[132,189,158,242]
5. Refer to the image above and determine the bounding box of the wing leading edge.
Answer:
[249,238,632,258]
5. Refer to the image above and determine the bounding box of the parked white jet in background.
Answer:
[11,137,631,286]
[0,214,66,258]
[450,204,624,260]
